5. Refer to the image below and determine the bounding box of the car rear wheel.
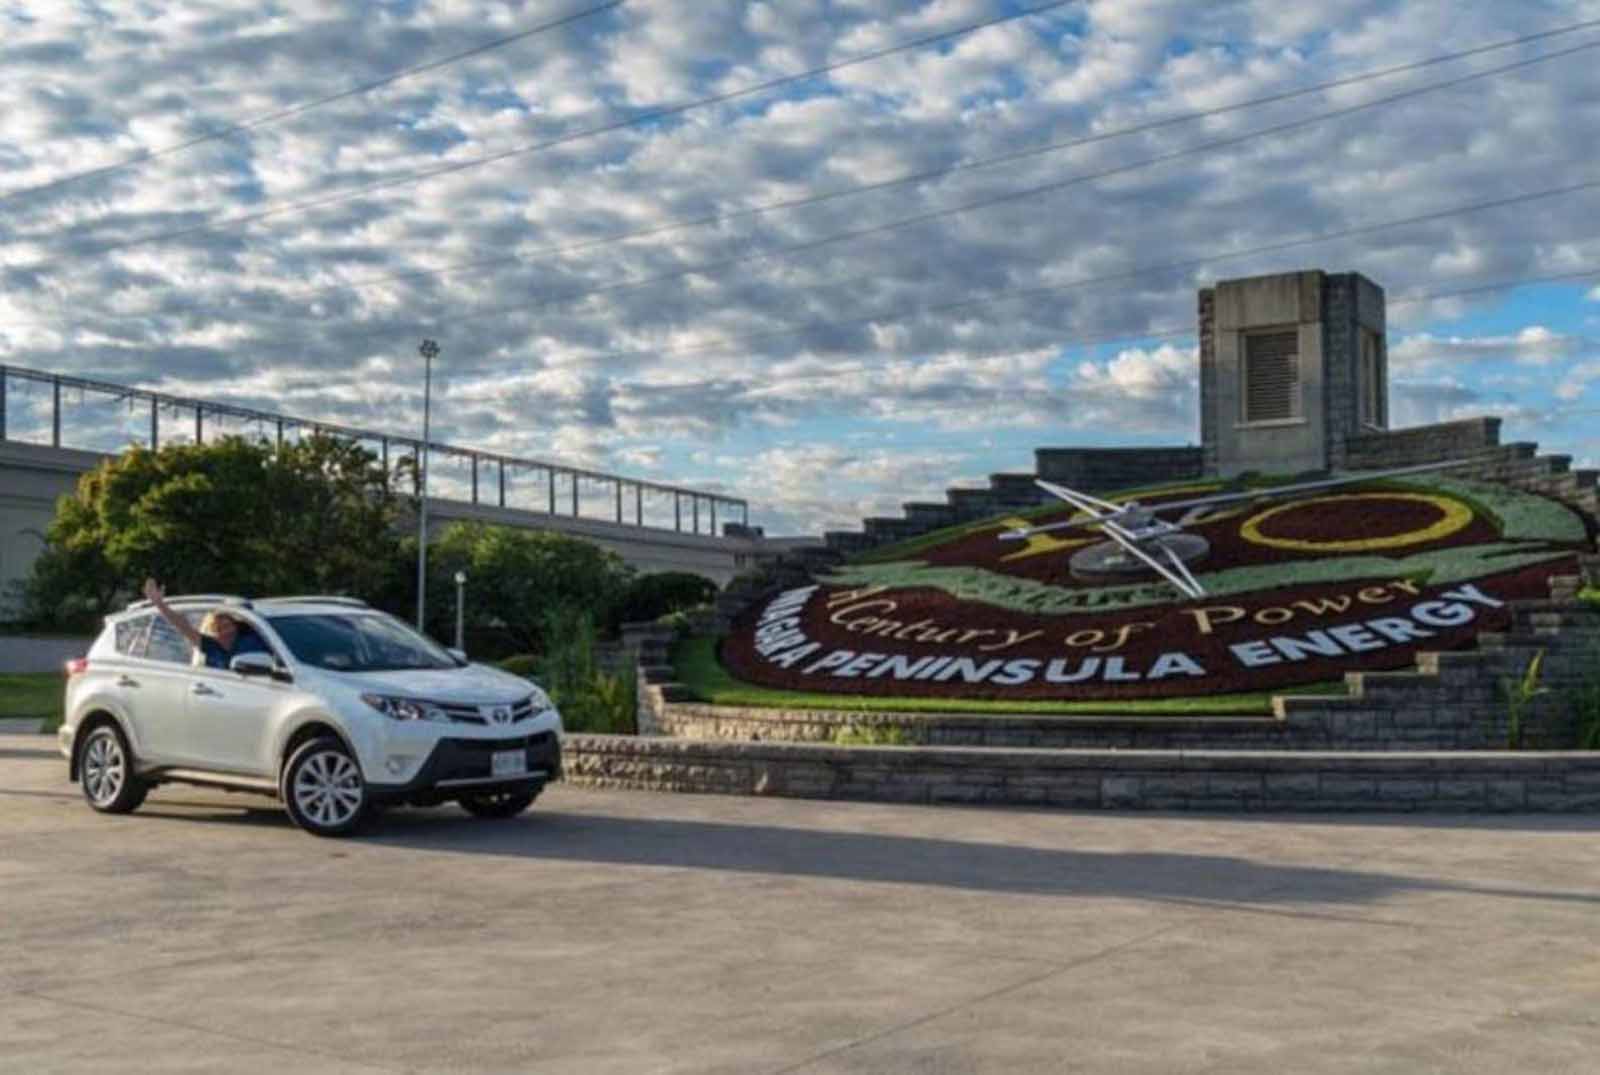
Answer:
[281,737,371,837]
[458,789,537,819]
[79,723,148,814]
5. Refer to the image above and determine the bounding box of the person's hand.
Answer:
[143,577,163,603]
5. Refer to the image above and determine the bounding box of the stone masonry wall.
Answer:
[1344,416,1503,471]
[561,735,1600,811]
[1033,446,1204,493]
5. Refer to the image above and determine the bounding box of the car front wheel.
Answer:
[282,737,371,837]
[79,723,148,814]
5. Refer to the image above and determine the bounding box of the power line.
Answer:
[231,35,1600,357]
[268,16,1600,302]
[0,0,628,207]
[447,176,1600,376]
[26,16,1600,322]
[20,0,1080,263]
[20,28,1592,353]
[604,265,1600,420]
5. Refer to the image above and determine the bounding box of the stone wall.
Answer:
[1033,446,1204,493]
[1344,416,1503,471]
[561,735,1600,811]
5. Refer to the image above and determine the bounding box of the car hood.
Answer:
[338,663,539,704]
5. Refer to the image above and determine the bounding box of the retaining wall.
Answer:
[561,736,1600,811]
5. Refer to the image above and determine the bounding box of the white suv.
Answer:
[59,594,563,837]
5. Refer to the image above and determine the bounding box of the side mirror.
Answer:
[447,647,469,665]
[232,652,289,681]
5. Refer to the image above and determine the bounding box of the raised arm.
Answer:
[142,578,204,650]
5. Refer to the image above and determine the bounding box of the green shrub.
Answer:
[534,607,636,734]
[1501,650,1546,750]
[831,723,910,746]
[609,572,718,632]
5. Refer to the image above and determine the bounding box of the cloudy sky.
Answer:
[3,0,1599,537]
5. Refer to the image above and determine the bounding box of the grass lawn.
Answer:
[0,672,65,732]
[672,637,1343,716]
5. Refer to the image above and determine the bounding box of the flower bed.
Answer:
[721,477,1592,704]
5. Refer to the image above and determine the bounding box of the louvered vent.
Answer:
[1244,331,1299,422]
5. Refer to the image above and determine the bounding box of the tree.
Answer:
[427,522,633,652]
[21,434,407,624]
[608,570,719,632]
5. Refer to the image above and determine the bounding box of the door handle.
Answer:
[117,676,139,688]
[191,683,219,696]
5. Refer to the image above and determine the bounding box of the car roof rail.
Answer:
[254,595,370,608]
[124,593,254,612]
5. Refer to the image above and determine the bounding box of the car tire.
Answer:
[281,736,372,838]
[78,722,148,814]
[458,789,538,819]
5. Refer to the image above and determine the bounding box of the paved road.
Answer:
[4,732,1600,1073]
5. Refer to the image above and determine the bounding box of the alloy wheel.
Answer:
[82,729,125,807]
[291,750,364,829]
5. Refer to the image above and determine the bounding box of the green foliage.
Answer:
[1501,649,1547,750]
[656,602,712,636]
[0,673,64,731]
[19,435,405,626]
[531,607,636,734]
[1579,587,1600,609]
[609,571,718,631]
[1570,674,1600,751]
[426,523,633,652]
[831,723,910,746]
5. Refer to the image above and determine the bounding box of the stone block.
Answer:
[1101,776,1141,808]
[1377,779,1433,801]
[1486,780,1526,810]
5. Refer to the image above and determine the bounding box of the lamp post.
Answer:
[453,570,467,653]
[416,338,439,632]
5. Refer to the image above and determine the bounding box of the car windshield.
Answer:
[266,612,459,672]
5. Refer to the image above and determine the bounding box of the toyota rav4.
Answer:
[59,594,563,837]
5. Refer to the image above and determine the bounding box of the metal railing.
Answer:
[0,364,749,535]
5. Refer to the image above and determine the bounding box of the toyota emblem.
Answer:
[483,705,512,725]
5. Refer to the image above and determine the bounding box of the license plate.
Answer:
[491,750,527,778]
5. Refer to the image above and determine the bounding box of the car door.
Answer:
[183,619,291,776]
[122,614,205,766]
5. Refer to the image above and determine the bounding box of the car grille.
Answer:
[430,732,558,783]
[437,694,545,725]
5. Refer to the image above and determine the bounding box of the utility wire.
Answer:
[21,0,1079,262]
[452,38,1600,328]
[584,265,1600,423]
[230,36,1600,347]
[21,29,1594,341]
[274,16,1600,302]
[0,0,627,206]
[451,177,1600,375]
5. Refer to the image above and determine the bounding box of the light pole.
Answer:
[454,570,467,653]
[416,338,439,632]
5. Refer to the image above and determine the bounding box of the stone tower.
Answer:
[1198,269,1387,477]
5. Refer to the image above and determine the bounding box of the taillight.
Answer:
[64,658,89,677]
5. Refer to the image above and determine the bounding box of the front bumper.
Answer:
[367,731,562,804]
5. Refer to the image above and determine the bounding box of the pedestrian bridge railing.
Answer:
[0,364,748,536]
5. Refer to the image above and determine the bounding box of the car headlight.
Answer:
[527,688,554,715]
[361,693,449,722]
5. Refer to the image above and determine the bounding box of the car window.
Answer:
[267,612,458,672]
[114,614,153,657]
[144,616,194,665]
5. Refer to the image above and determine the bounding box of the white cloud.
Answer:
[1,0,1596,533]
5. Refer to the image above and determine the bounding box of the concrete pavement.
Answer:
[3,730,1600,1073]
